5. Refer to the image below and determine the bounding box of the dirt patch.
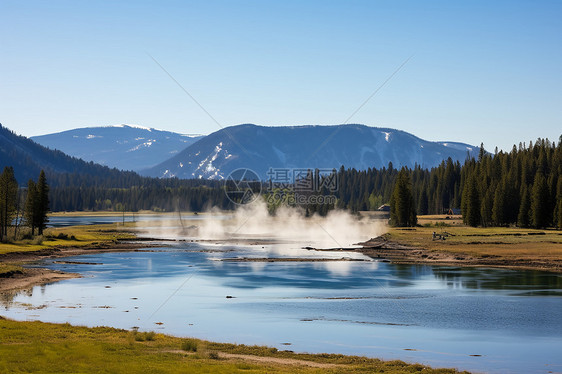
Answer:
[0,268,80,294]
[217,352,339,368]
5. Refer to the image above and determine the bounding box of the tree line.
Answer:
[45,136,562,229]
[0,168,49,241]
[2,136,560,230]
[328,136,561,228]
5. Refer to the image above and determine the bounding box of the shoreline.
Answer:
[3,232,561,295]
[2,223,559,374]
[357,236,562,273]
[0,317,469,373]
[0,240,164,294]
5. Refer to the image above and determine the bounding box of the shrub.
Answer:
[208,352,220,360]
[133,331,156,342]
[181,339,198,352]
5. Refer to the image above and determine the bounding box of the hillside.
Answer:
[31,125,203,171]
[0,124,136,185]
[143,124,479,180]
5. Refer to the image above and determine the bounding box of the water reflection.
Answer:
[432,266,562,295]
[3,242,562,374]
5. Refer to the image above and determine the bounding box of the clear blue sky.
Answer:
[1,0,560,150]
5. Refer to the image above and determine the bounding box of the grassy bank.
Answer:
[0,317,467,373]
[0,264,23,277]
[0,223,136,256]
[388,215,562,264]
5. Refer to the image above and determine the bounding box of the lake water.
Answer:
[47,213,210,227]
[3,216,562,374]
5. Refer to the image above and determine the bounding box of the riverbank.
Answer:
[0,223,161,293]
[358,218,562,273]
[0,317,468,373]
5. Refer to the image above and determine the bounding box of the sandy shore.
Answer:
[0,268,80,294]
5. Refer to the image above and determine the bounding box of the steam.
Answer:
[139,199,386,248]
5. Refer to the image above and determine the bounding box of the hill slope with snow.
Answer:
[143,124,478,180]
[32,125,203,171]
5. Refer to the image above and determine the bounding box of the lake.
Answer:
[3,215,562,373]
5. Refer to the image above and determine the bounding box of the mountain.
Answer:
[0,124,138,185]
[31,125,203,171]
[143,124,479,180]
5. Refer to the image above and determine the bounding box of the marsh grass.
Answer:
[0,318,468,373]
[0,223,136,255]
[390,216,562,259]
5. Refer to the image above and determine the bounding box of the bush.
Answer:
[181,339,198,352]
[208,352,220,360]
[133,331,156,342]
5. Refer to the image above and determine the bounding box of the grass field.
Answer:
[0,223,137,256]
[389,215,562,260]
[0,317,467,374]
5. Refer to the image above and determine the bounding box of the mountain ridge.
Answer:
[143,123,479,180]
[31,125,204,171]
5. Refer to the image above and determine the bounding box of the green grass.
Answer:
[0,223,136,255]
[0,317,468,373]
[389,216,562,260]
[0,264,23,277]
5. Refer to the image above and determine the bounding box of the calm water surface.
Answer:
[2,216,562,374]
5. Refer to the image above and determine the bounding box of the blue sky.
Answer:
[1,0,560,150]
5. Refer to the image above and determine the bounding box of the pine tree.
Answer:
[555,178,562,229]
[530,172,550,228]
[24,179,37,235]
[24,171,50,236]
[492,182,505,226]
[464,174,481,227]
[390,168,417,227]
[0,167,19,241]
[480,187,494,227]
[518,185,531,228]
[418,188,429,215]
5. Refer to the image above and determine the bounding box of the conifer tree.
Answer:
[0,167,18,241]
[555,178,562,229]
[518,185,531,228]
[480,187,494,227]
[24,180,37,235]
[390,168,417,227]
[464,174,481,227]
[35,170,50,234]
[492,182,506,226]
[24,171,50,236]
[530,172,550,228]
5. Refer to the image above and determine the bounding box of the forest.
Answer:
[44,136,562,229]
[328,137,562,228]
[2,136,561,230]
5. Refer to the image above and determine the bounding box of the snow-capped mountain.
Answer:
[32,125,204,171]
[142,124,479,180]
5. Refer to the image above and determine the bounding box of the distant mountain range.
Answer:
[3,123,479,182]
[31,125,203,171]
[143,124,479,180]
[0,124,134,184]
